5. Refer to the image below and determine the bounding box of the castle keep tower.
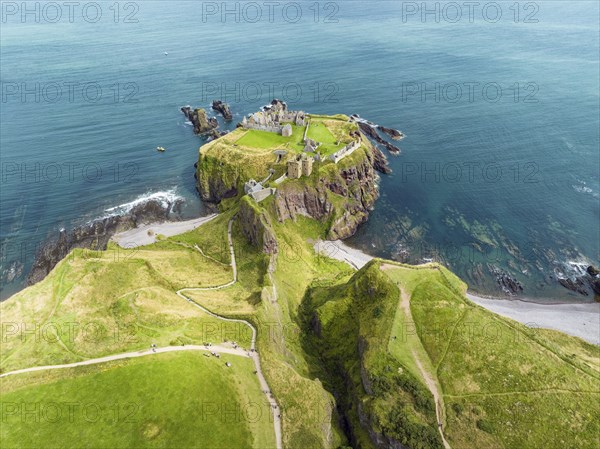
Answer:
[287,159,301,179]
[301,155,313,177]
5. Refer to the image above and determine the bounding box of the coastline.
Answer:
[314,239,600,345]
[466,293,600,345]
[112,214,218,248]
[109,214,599,346]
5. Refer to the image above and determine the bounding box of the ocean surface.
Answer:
[1,1,598,301]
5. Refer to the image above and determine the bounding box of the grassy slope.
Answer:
[307,117,357,155]
[254,215,355,449]
[305,261,444,449]
[3,208,599,449]
[0,216,256,374]
[188,207,355,448]
[383,263,600,449]
[0,351,274,449]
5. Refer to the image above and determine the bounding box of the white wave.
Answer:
[102,189,183,218]
[555,259,593,279]
[572,182,600,199]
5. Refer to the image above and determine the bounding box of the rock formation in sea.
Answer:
[377,125,404,140]
[355,120,402,155]
[181,106,224,140]
[212,100,233,120]
[557,264,600,299]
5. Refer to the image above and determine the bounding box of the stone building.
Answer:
[329,139,361,163]
[241,101,306,135]
[282,124,292,137]
[287,154,314,179]
[287,159,301,179]
[303,138,318,153]
[301,155,313,176]
[244,179,263,194]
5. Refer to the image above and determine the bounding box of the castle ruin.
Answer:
[329,136,362,163]
[287,153,314,179]
[241,99,305,135]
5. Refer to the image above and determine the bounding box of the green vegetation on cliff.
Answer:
[301,259,600,449]
[3,111,599,449]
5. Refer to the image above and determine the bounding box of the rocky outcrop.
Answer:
[377,125,404,141]
[587,266,600,297]
[558,277,589,296]
[238,197,278,255]
[558,265,600,298]
[266,98,287,111]
[27,198,184,285]
[211,100,232,120]
[274,146,380,240]
[371,146,392,174]
[198,134,382,240]
[357,122,401,155]
[196,155,240,202]
[487,264,523,295]
[181,106,219,135]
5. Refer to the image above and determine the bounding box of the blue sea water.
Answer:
[1,1,598,300]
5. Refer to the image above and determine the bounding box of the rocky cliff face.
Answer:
[357,403,410,449]
[197,132,386,241]
[196,154,241,202]
[238,197,278,255]
[274,146,380,240]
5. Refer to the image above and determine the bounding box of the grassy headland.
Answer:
[2,112,598,449]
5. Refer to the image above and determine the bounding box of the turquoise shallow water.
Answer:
[1,1,598,300]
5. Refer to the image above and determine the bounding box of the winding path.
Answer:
[176,218,282,449]
[0,345,249,378]
[399,287,452,449]
[2,218,282,449]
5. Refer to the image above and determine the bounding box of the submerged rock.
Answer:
[487,264,523,295]
[558,277,589,296]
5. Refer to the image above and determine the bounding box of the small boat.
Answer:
[164,51,168,56]
[156,146,165,152]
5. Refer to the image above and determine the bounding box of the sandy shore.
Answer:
[112,214,218,248]
[314,239,600,345]
[466,293,600,345]
[313,239,373,269]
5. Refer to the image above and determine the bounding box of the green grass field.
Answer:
[306,122,345,155]
[235,125,306,152]
[0,351,275,449]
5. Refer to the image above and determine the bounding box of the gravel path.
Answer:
[176,218,282,449]
[112,214,218,247]
[0,345,248,378]
[317,239,600,345]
